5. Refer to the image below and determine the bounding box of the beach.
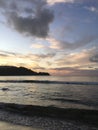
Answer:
[0,121,41,130]
[0,110,98,130]
[0,102,98,130]
[0,76,98,129]
[0,0,98,128]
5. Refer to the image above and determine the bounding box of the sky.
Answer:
[0,0,98,76]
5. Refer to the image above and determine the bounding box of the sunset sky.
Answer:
[0,0,98,76]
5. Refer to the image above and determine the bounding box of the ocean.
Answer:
[0,76,98,129]
[0,76,98,110]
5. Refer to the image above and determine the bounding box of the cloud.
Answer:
[31,66,46,70]
[31,43,45,49]
[47,35,97,50]
[47,0,98,5]
[61,36,97,50]
[8,9,54,38]
[0,0,6,8]
[49,67,98,76]
[47,0,74,5]
[85,6,98,13]
[0,50,17,56]
[0,48,98,76]
[0,50,56,69]
[50,47,98,70]
[1,0,54,38]
[90,54,98,62]
[0,54,8,57]
[47,38,61,49]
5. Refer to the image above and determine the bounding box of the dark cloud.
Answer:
[0,0,54,38]
[60,35,98,50]
[0,0,6,8]
[24,8,33,14]
[90,54,98,62]
[7,8,54,38]
[9,1,18,11]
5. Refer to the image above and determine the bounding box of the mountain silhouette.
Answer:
[0,66,50,76]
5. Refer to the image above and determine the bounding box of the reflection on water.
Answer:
[0,76,98,110]
[0,76,98,82]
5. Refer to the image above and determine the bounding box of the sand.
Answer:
[0,121,42,130]
[0,102,98,129]
[0,109,98,130]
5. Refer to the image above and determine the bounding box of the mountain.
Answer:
[0,66,50,76]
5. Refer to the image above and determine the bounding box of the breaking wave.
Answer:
[0,80,98,85]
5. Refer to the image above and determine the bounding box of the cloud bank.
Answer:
[0,47,98,76]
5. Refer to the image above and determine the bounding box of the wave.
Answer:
[0,80,98,85]
[0,102,98,126]
[49,98,98,107]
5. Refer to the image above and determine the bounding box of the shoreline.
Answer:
[0,102,98,128]
[0,110,98,130]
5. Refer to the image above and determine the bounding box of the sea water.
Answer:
[0,76,98,110]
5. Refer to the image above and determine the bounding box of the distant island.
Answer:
[0,66,50,76]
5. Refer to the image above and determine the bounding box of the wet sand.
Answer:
[0,121,42,130]
[0,109,98,130]
[0,102,98,130]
